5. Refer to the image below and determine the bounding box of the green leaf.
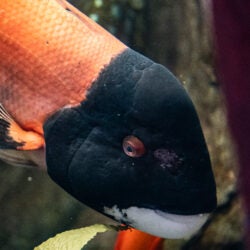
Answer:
[34,224,112,250]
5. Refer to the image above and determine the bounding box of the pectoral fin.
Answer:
[0,104,44,150]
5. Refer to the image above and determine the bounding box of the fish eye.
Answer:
[122,135,146,157]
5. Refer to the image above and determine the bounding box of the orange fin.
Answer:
[114,229,164,250]
[0,104,44,150]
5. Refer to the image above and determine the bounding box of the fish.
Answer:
[0,0,217,240]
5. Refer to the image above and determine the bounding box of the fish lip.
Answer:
[152,210,209,238]
[104,205,209,239]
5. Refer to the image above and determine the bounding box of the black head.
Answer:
[44,49,216,226]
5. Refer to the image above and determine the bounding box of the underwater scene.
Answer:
[0,0,248,249]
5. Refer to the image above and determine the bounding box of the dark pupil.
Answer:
[126,145,134,153]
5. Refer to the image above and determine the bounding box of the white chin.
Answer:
[104,205,209,239]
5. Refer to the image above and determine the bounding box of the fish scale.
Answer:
[0,0,125,132]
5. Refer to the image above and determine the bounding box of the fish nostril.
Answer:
[154,148,177,162]
[154,148,182,175]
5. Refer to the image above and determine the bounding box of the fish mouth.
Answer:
[104,205,209,239]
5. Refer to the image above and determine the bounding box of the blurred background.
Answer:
[0,0,244,249]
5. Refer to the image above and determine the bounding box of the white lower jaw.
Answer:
[104,205,209,239]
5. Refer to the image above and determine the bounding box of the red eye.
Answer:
[122,135,146,157]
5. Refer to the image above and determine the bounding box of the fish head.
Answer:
[44,49,216,238]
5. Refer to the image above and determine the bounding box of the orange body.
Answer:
[0,0,126,135]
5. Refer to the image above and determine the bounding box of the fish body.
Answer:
[0,0,125,139]
[0,0,125,167]
[0,0,217,239]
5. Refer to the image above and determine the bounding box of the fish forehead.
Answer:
[0,0,125,130]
